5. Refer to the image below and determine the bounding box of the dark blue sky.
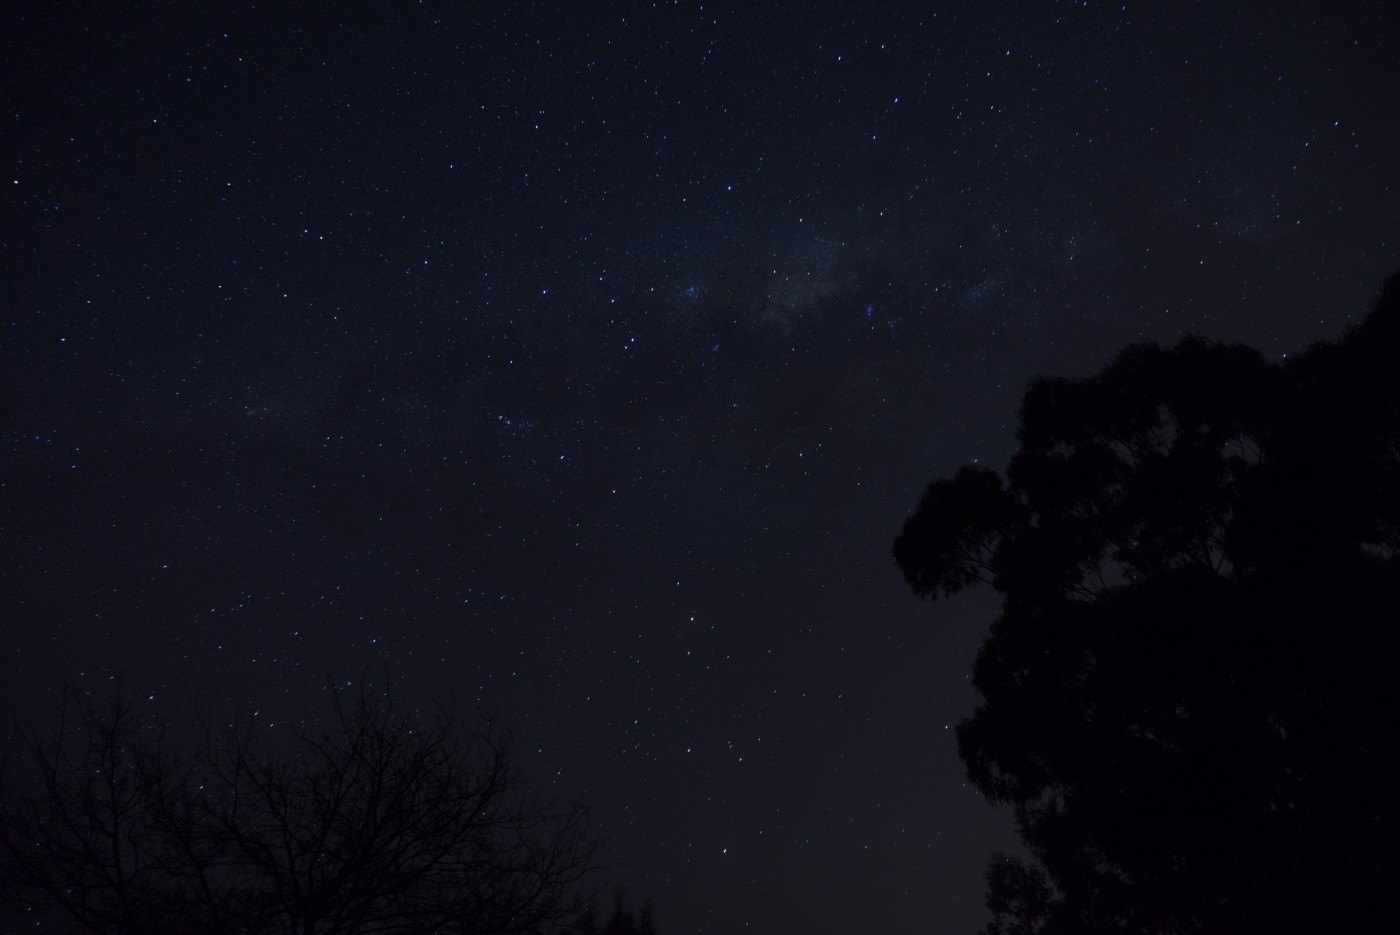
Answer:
[4,2,1398,932]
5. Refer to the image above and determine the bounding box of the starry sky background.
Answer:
[3,2,1398,933]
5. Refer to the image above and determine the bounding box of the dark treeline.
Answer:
[575,889,657,935]
[895,272,1400,933]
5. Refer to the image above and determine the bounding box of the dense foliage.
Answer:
[895,274,1400,933]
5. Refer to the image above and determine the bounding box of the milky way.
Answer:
[4,3,1398,932]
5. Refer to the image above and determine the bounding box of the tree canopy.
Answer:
[894,273,1400,933]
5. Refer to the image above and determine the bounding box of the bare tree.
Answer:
[1,682,599,935]
[0,685,185,933]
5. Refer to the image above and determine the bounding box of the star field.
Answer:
[4,2,1398,933]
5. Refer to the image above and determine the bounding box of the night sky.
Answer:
[4,2,1398,933]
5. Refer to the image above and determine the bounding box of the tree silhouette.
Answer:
[593,888,656,935]
[1,681,600,935]
[568,888,657,935]
[894,273,1400,933]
